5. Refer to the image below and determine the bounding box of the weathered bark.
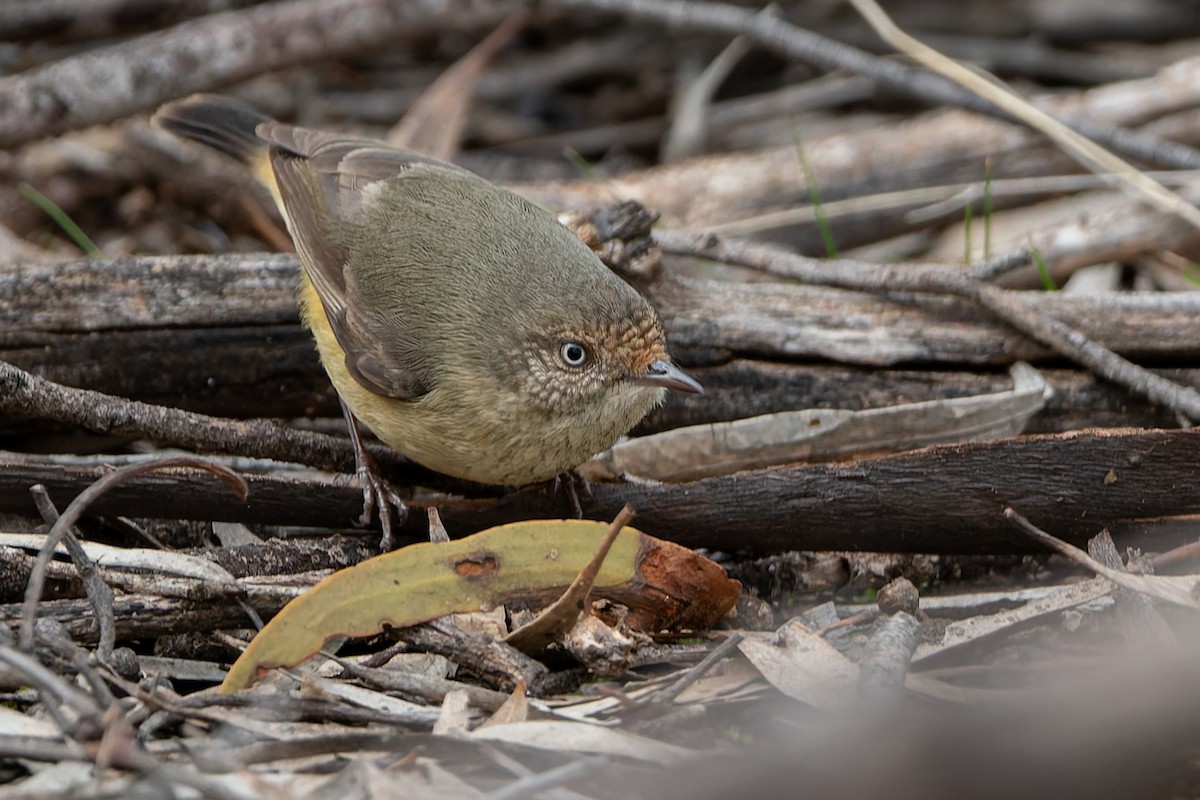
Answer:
[0,0,514,148]
[8,254,1200,366]
[3,253,1196,438]
[2,428,1197,555]
[0,340,1188,438]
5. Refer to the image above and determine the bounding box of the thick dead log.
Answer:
[0,333,1189,438]
[1,428,1196,555]
[7,254,1200,367]
[2,253,1195,440]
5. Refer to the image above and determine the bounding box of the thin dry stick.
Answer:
[0,359,416,480]
[1004,507,1200,609]
[550,0,1200,170]
[846,0,1200,231]
[30,621,117,713]
[661,25,753,163]
[387,5,532,156]
[28,484,117,662]
[0,644,104,732]
[1150,540,1200,574]
[504,505,637,652]
[709,171,1200,237]
[655,229,1200,422]
[646,631,745,706]
[19,456,248,652]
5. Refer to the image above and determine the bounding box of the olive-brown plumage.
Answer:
[155,95,700,487]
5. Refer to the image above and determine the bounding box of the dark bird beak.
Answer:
[631,359,703,394]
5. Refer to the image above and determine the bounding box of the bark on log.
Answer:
[0,339,1189,438]
[1,428,1196,555]
[7,254,1200,366]
[3,253,1196,437]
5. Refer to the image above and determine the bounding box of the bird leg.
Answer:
[553,469,593,519]
[338,397,408,550]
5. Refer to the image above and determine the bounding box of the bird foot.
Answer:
[340,397,408,550]
[354,454,409,551]
[551,469,593,519]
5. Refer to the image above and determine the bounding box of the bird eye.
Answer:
[558,341,589,367]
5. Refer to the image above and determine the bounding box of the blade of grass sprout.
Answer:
[1031,241,1058,291]
[18,183,101,257]
[963,203,973,264]
[1183,262,1200,287]
[792,130,838,259]
[983,159,994,259]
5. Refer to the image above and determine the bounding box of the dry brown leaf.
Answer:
[738,618,859,708]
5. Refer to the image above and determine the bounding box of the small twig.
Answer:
[814,609,874,636]
[973,283,1200,424]
[1150,540,1200,574]
[661,26,754,163]
[0,641,104,735]
[971,248,1033,281]
[551,0,1200,170]
[387,6,532,157]
[29,485,117,663]
[846,0,1200,232]
[643,632,744,706]
[30,620,118,714]
[0,358,423,480]
[0,735,90,764]
[707,171,1200,238]
[504,505,636,652]
[20,456,248,652]
[1004,507,1200,609]
[655,229,1200,422]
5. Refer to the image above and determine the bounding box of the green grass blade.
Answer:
[982,159,994,259]
[963,203,973,264]
[1030,241,1057,291]
[792,131,838,259]
[1182,262,1200,287]
[19,182,102,257]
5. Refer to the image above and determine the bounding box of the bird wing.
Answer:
[259,123,469,402]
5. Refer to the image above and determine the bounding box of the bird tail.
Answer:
[153,94,273,166]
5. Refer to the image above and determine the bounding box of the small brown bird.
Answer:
[154,95,700,538]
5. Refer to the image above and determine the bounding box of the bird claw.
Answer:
[355,460,408,551]
[553,470,592,519]
[340,397,407,551]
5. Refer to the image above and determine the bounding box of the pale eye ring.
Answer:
[558,341,589,368]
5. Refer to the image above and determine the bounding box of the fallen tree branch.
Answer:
[0,0,514,148]
[8,252,1200,367]
[0,359,469,492]
[656,229,1200,422]
[846,0,1200,230]
[548,0,1200,170]
[2,428,1198,555]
